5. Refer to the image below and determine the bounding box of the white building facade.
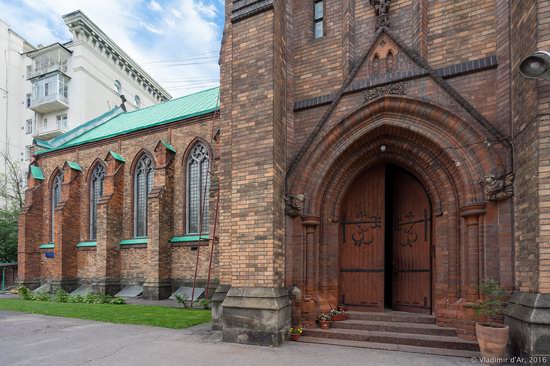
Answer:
[0,10,170,187]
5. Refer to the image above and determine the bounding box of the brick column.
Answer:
[93,152,125,295]
[220,0,291,346]
[51,161,82,292]
[460,203,486,300]
[301,215,320,327]
[143,141,175,300]
[16,169,45,289]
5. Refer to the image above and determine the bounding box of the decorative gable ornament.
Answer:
[363,81,406,103]
[369,0,391,30]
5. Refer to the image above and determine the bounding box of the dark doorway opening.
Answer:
[339,163,432,314]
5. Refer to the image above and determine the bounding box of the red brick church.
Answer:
[17,0,549,358]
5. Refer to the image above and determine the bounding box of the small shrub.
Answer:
[53,288,70,303]
[175,294,189,308]
[68,294,84,303]
[110,297,126,305]
[83,293,100,304]
[468,279,509,327]
[195,298,209,309]
[34,292,51,301]
[18,286,33,301]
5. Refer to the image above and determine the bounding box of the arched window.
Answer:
[51,171,63,242]
[114,80,122,95]
[372,54,380,73]
[386,51,394,72]
[89,163,106,240]
[134,95,141,108]
[186,143,210,234]
[134,154,154,237]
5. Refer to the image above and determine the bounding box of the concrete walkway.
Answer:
[0,310,475,366]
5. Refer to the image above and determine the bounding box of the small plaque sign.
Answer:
[45,252,54,258]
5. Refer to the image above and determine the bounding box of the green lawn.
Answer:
[0,299,211,329]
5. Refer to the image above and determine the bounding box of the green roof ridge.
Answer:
[36,87,219,155]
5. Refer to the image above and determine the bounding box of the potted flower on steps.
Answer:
[289,326,303,341]
[318,313,332,329]
[469,279,510,361]
[329,308,348,321]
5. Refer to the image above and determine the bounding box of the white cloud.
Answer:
[0,0,222,97]
[148,0,162,11]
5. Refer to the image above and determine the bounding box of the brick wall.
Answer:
[19,113,220,289]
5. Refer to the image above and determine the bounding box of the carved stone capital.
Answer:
[480,172,514,201]
[285,194,306,217]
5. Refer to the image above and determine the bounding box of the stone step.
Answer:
[298,336,480,359]
[304,327,479,351]
[346,310,436,324]
[331,319,457,336]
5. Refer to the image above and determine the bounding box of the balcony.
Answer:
[26,43,71,80]
[32,120,67,140]
[30,92,69,114]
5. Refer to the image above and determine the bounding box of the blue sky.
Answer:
[0,0,224,97]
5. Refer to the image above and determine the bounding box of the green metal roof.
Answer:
[37,87,219,155]
[30,165,45,180]
[108,150,126,163]
[66,161,82,171]
[160,140,176,153]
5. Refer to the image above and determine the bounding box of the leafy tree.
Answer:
[0,207,18,262]
[0,152,25,263]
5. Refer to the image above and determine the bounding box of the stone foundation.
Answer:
[14,278,41,290]
[505,292,550,358]
[92,278,121,296]
[212,284,231,330]
[143,280,172,300]
[221,287,291,346]
[49,279,79,293]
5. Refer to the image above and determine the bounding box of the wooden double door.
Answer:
[339,163,432,314]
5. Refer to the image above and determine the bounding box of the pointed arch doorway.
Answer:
[339,163,432,314]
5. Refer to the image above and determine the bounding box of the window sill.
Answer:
[170,235,209,248]
[39,243,55,249]
[170,235,209,243]
[76,241,97,249]
[120,238,148,246]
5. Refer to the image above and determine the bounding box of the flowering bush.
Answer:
[318,313,332,322]
[290,326,303,335]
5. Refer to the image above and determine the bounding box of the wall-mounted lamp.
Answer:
[519,51,550,80]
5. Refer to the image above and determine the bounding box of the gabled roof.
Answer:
[36,87,219,155]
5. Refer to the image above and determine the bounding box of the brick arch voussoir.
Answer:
[291,96,502,213]
[302,119,480,214]
[316,136,459,221]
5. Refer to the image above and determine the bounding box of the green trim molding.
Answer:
[30,165,45,180]
[39,243,55,249]
[76,241,97,248]
[120,238,148,246]
[161,140,176,153]
[170,235,209,243]
[65,161,82,171]
[108,150,126,163]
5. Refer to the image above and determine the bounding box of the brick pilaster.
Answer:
[93,152,125,295]
[143,141,175,300]
[16,171,44,289]
[51,162,82,292]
